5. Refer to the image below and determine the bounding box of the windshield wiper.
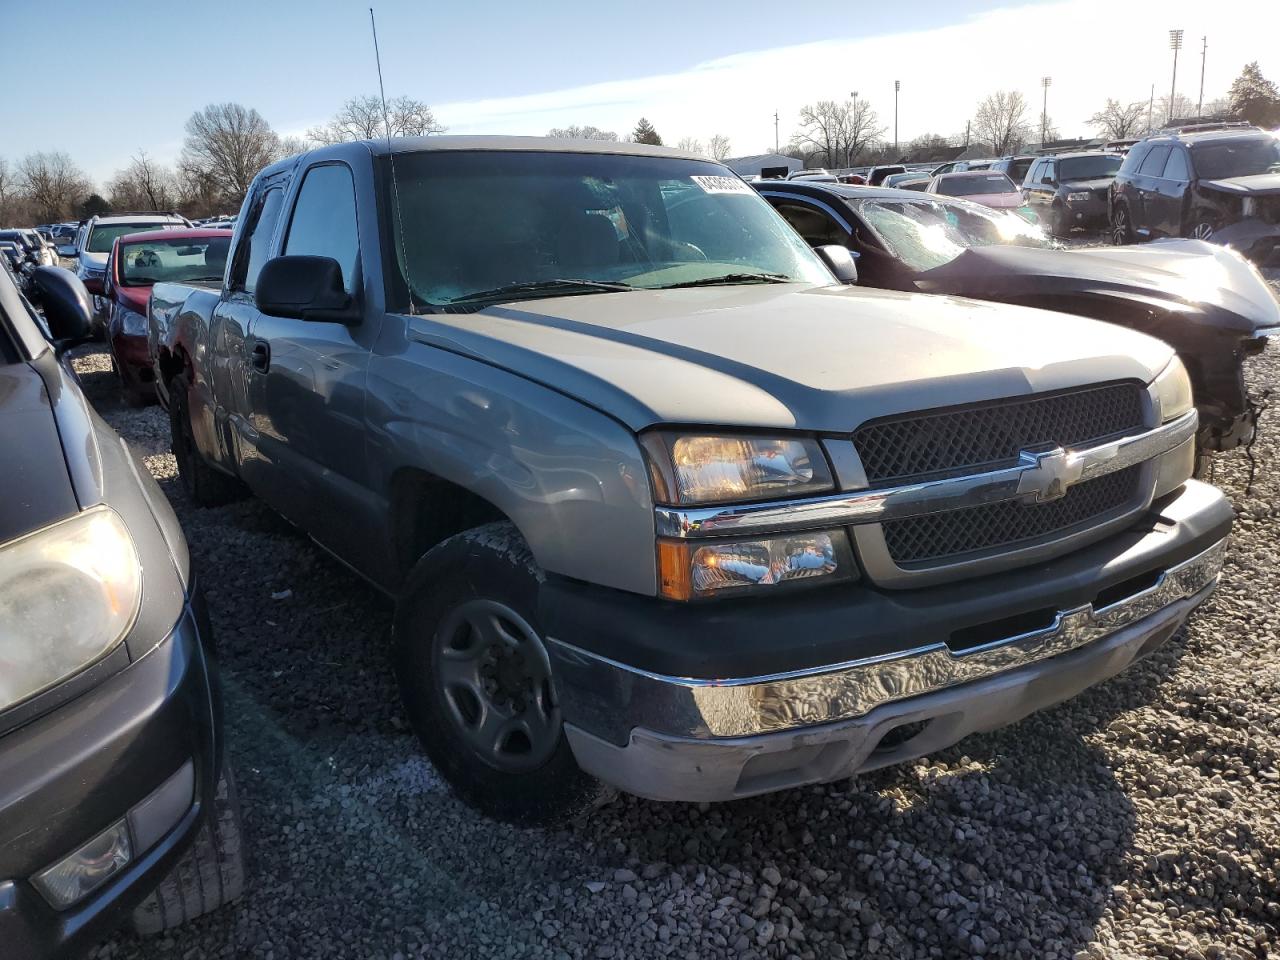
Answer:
[655,272,791,289]
[447,278,634,304]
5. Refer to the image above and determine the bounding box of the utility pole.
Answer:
[893,80,900,155]
[774,111,779,154]
[1148,84,1155,133]
[1197,36,1207,117]
[1169,29,1184,123]
[848,91,859,168]
[1041,76,1052,146]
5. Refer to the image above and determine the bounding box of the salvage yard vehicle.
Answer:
[927,171,1025,210]
[1022,151,1123,235]
[1109,126,1280,264]
[755,180,1279,462]
[73,213,191,329]
[153,135,1231,824]
[0,261,243,956]
[104,228,231,405]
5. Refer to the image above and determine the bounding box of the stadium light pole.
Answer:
[894,80,900,154]
[1197,36,1207,117]
[1169,29,1184,123]
[1041,76,1052,145]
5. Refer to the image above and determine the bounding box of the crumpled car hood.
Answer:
[915,239,1280,336]
[406,284,1172,432]
[1201,173,1280,196]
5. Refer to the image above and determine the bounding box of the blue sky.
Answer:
[1,0,1275,184]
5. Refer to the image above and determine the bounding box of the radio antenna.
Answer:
[370,6,414,314]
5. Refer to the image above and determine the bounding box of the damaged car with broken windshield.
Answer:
[755,179,1280,468]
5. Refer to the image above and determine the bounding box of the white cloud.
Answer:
[432,0,1277,154]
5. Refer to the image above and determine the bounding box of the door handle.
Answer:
[251,340,270,372]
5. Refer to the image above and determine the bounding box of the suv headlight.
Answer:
[118,305,148,336]
[1152,355,1194,423]
[0,509,141,712]
[642,432,834,505]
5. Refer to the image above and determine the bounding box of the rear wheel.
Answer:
[1111,205,1134,245]
[130,767,245,935]
[393,522,610,824]
[169,372,245,507]
[1189,217,1218,241]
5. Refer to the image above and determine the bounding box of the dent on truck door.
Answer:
[247,162,380,570]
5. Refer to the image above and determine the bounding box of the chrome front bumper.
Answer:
[550,538,1225,743]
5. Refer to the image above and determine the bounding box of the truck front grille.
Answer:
[882,464,1142,566]
[852,383,1145,487]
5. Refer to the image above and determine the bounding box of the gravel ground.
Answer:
[83,272,1280,960]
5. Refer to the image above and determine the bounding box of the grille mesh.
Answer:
[882,465,1142,566]
[853,383,1145,487]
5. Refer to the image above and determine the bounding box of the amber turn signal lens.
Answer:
[657,540,694,601]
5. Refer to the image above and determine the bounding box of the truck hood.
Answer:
[915,239,1280,337]
[406,284,1172,432]
[0,362,80,544]
[1200,173,1280,197]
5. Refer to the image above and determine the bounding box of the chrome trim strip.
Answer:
[548,538,1226,738]
[655,410,1197,539]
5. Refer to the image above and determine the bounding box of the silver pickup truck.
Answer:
[150,137,1233,823]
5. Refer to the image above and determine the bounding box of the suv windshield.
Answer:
[384,151,831,308]
[1058,155,1122,181]
[87,222,179,254]
[1191,136,1280,179]
[119,236,231,287]
[854,197,1055,272]
[936,174,1017,196]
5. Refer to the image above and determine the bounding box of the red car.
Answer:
[104,228,231,403]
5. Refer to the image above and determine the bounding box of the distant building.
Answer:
[723,153,802,178]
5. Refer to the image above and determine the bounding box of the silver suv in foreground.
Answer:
[150,137,1232,822]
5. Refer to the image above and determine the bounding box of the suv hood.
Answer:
[0,362,79,544]
[407,285,1172,432]
[916,239,1280,337]
[1200,173,1280,197]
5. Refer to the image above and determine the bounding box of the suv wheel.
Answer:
[394,521,612,824]
[130,766,246,934]
[1050,204,1071,238]
[169,372,246,507]
[1111,205,1134,245]
[1189,218,1217,240]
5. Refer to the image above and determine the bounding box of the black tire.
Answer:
[169,372,245,506]
[1050,204,1071,238]
[1111,204,1134,245]
[393,521,611,824]
[130,766,246,935]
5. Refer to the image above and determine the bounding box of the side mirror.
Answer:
[814,244,859,285]
[30,266,94,346]
[255,255,360,324]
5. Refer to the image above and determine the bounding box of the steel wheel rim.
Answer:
[433,598,561,773]
[1191,221,1214,240]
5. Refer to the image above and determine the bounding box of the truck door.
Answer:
[246,160,381,571]
[214,178,288,482]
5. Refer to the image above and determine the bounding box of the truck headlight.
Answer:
[642,432,834,505]
[1067,191,1092,202]
[658,530,856,600]
[0,509,141,712]
[1152,355,1194,423]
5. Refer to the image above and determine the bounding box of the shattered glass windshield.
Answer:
[854,198,1056,272]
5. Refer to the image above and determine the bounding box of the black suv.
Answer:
[1109,127,1280,262]
[1022,152,1123,235]
[0,260,243,957]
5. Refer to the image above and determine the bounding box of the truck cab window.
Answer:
[235,187,284,295]
[284,164,360,293]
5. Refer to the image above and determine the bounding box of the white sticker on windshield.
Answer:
[691,175,753,195]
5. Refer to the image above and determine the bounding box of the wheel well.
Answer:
[156,344,190,386]
[390,469,511,576]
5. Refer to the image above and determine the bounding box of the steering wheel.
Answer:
[134,249,160,268]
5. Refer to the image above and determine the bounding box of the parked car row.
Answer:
[6,134,1271,954]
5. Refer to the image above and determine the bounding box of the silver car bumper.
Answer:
[551,538,1225,802]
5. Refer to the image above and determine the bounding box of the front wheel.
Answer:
[393,522,610,824]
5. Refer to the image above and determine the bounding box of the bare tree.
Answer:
[708,134,731,161]
[309,95,445,144]
[175,161,225,219]
[16,152,92,223]
[792,98,885,168]
[0,158,18,224]
[181,103,281,205]
[546,125,618,141]
[108,150,178,211]
[1086,99,1147,139]
[278,136,309,158]
[675,137,705,156]
[1158,93,1198,125]
[972,90,1031,155]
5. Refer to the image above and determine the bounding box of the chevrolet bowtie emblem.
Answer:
[1016,447,1085,503]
